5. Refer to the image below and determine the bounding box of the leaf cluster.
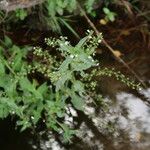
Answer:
[0,31,103,141]
[0,31,140,142]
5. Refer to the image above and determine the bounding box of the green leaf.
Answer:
[68,0,76,12]
[31,101,44,124]
[4,36,12,47]
[59,56,72,71]
[59,18,80,39]
[5,79,17,98]
[58,41,71,52]
[70,93,84,110]
[12,51,23,71]
[103,7,110,14]
[108,13,116,22]
[0,99,9,118]
[19,77,35,92]
[76,35,89,48]
[56,6,63,15]
[71,54,95,71]
[20,77,43,99]
[0,75,11,89]
[15,9,28,20]
[55,71,72,91]
[0,97,23,118]
[37,83,48,96]
[61,123,76,142]
[0,60,5,75]
[73,80,85,95]
[17,119,31,131]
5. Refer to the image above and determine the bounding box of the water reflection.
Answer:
[37,86,150,150]
[117,91,150,134]
[116,88,150,150]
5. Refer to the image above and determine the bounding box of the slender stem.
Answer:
[77,2,147,88]
[0,56,16,76]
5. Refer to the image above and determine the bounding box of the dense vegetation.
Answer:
[0,0,149,144]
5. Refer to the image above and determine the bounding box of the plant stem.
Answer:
[77,2,147,88]
[0,56,16,76]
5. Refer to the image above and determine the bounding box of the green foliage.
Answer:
[42,0,77,34]
[0,32,102,141]
[0,32,140,141]
[45,0,77,16]
[0,0,100,36]
[15,9,28,20]
[103,7,117,22]
[84,0,99,17]
[41,0,99,35]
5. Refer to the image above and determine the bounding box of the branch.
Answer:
[77,2,147,88]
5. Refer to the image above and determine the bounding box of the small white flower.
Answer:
[88,36,92,39]
[88,56,92,59]
[31,116,34,120]
[70,55,74,58]
[98,39,102,43]
[12,111,15,114]
[65,41,69,45]
[87,29,90,33]
[64,36,68,40]
[138,87,142,91]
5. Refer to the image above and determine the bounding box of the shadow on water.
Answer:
[0,117,33,150]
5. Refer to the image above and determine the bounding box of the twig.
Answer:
[77,2,147,88]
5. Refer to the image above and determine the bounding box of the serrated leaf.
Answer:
[20,77,43,99]
[19,77,35,92]
[0,97,22,118]
[5,80,17,98]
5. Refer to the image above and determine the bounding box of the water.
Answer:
[26,85,149,150]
